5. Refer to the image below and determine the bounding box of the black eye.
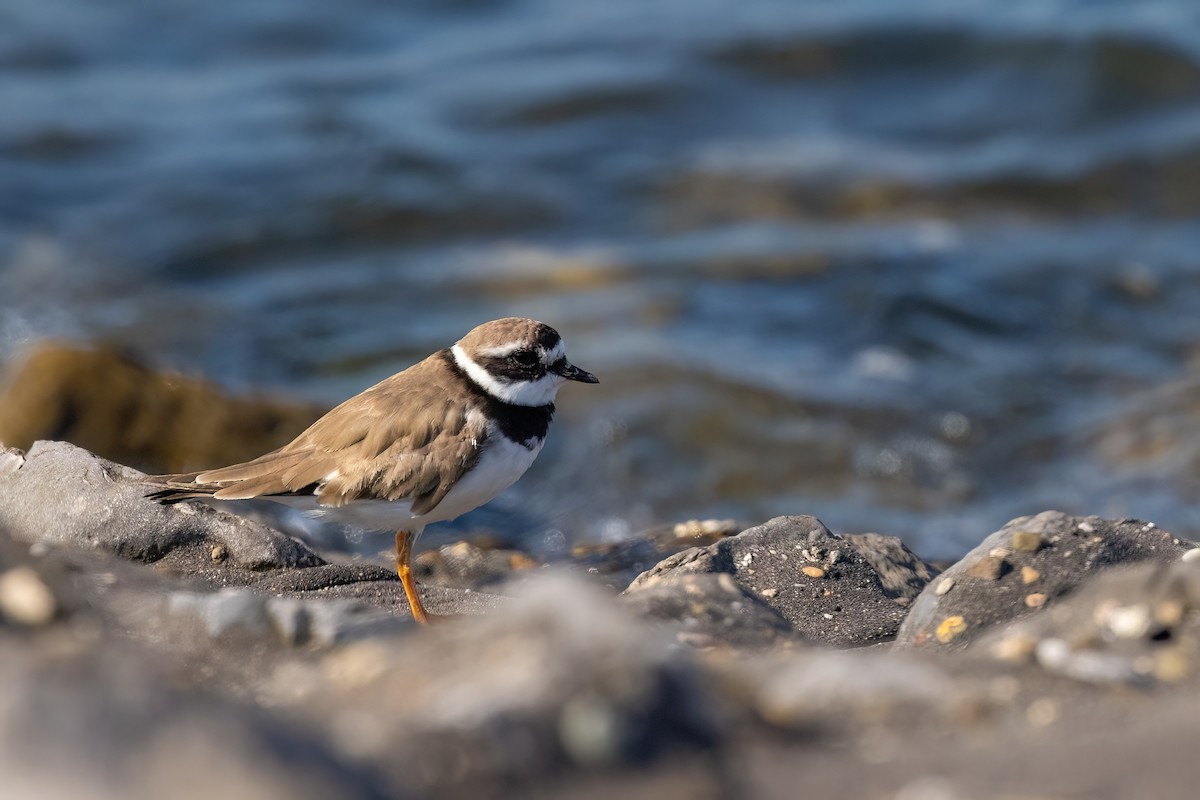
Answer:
[510,350,538,366]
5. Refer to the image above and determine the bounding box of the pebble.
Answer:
[1106,605,1150,639]
[673,519,740,540]
[0,566,57,626]
[1154,649,1191,683]
[1024,593,1047,609]
[211,544,228,563]
[965,555,1007,581]
[1182,548,1200,563]
[1154,599,1185,627]
[801,566,825,579]
[760,587,778,599]
[1011,531,1043,552]
[1021,566,1040,584]
[991,634,1037,662]
[934,578,955,596]
[1026,698,1059,727]
[509,553,539,571]
[936,616,967,643]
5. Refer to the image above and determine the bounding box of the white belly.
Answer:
[269,434,543,533]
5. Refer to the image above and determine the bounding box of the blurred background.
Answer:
[4,0,1200,558]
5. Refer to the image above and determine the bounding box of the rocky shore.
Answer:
[3,440,1200,799]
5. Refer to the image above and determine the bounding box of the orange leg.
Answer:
[395,530,429,625]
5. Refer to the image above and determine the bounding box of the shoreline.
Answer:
[2,439,1199,798]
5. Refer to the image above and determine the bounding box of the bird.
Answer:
[145,317,598,624]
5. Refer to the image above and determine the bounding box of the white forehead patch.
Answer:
[543,339,566,364]
[478,338,566,365]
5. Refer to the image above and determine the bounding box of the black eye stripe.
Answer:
[477,353,545,381]
[510,349,538,365]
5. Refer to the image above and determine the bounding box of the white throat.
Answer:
[452,344,564,407]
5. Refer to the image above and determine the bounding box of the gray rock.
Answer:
[619,572,800,649]
[896,511,1199,649]
[726,648,961,731]
[0,441,322,570]
[626,516,919,646]
[0,525,386,800]
[168,588,275,640]
[165,588,411,647]
[843,532,938,604]
[0,639,389,800]
[270,571,720,796]
[982,556,1200,686]
[414,540,542,591]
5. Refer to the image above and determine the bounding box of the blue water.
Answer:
[5,0,1200,555]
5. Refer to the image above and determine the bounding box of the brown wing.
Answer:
[149,353,487,516]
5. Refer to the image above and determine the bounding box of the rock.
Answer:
[842,532,938,604]
[982,557,1200,686]
[165,589,410,647]
[671,518,741,543]
[896,511,1198,649]
[414,540,542,591]
[0,566,57,626]
[627,516,931,645]
[619,572,800,649]
[0,526,385,800]
[264,572,720,796]
[0,441,323,570]
[0,341,325,474]
[727,649,962,731]
[0,635,387,800]
[570,519,743,591]
[964,554,1009,581]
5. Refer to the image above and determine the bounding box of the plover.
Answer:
[146,317,598,624]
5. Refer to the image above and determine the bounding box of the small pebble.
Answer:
[936,616,967,643]
[1021,566,1040,584]
[1154,599,1185,627]
[673,518,739,540]
[0,567,57,626]
[1107,605,1150,639]
[1154,649,1191,683]
[1011,531,1043,552]
[1026,698,1059,727]
[988,547,1011,559]
[211,544,228,563]
[801,566,825,579]
[509,553,539,571]
[1024,593,1047,609]
[991,635,1037,663]
[1077,522,1095,533]
[760,587,778,599]
[934,577,955,596]
[965,555,1007,581]
[1182,548,1200,563]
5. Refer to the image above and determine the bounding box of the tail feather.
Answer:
[146,484,219,503]
[142,471,220,504]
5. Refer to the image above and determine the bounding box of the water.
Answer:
[5,0,1200,556]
